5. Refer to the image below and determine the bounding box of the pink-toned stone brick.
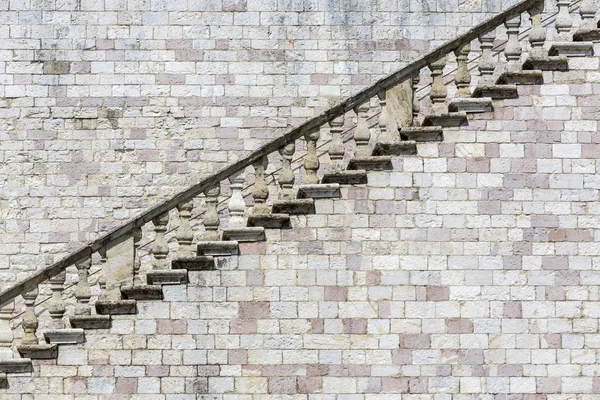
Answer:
[342,319,367,334]
[229,319,257,334]
[297,377,322,394]
[268,377,296,394]
[446,318,474,334]
[426,286,449,301]
[400,334,431,349]
[504,301,522,318]
[324,287,348,301]
[238,302,270,319]
[381,377,409,393]
[115,378,138,394]
[157,320,187,335]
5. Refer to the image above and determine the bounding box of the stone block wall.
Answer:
[5,62,600,397]
[0,0,535,282]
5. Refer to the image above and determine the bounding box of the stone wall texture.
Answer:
[0,0,538,284]
[5,56,600,396]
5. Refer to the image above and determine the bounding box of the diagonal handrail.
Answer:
[0,0,542,307]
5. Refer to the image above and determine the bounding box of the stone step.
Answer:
[16,344,57,360]
[400,127,443,142]
[523,56,568,71]
[549,41,594,57]
[574,28,600,42]
[422,112,467,128]
[222,227,265,242]
[372,141,417,156]
[297,184,341,199]
[272,199,315,214]
[0,358,33,373]
[197,241,239,256]
[121,285,164,300]
[95,300,137,315]
[347,156,392,171]
[43,329,85,344]
[472,85,518,99]
[247,213,290,229]
[321,170,368,185]
[146,270,189,285]
[69,315,111,329]
[172,256,215,271]
[448,97,493,113]
[496,70,543,85]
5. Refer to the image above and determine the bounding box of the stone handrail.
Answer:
[0,0,545,307]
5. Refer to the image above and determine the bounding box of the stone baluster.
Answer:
[411,71,421,126]
[578,0,597,32]
[176,201,194,258]
[48,271,66,329]
[556,0,573,40]
[428,55,448,115]
[478,30,496,84]
[21,285,39,345]
[328,116,345,172]
[203,184,221,241]
[0,300,14,359]
[504,14,523,72]
[528,4,546,58]
[98,247,107,291]
[353,103,370,157]
[228,170,247,228]
[152,212,169,270]
[252,156,270,214]
[377,90,392,143]
[132,227,142,284]
[74,257,92,317]
[454,43,472,97]
[278,143,295,200]
[304,130,321,184]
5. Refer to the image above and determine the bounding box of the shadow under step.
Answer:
[449,97,493,113]
[43,329,84,344]
[272,199,315,214]
[347,156,392,171]
[523,56,568,71]
[549,42,593,57]
[172,256,215,271]
[473,85,518,99]
[121,285,163,300]
[197,241,239,256]
[400,127,443,142]
[297,184,341,199]
[146,270,188,285]
[247,214,290,228]
[422,112,467,128]
[222,227,265,241]
[497,70,543,85]
[95,300,137,315]
[0,359,33,374]
[574,28,600,42]
[69,315,111,329]
[322,170,367,185]
[372,141,416,156]
[17,344,57,359]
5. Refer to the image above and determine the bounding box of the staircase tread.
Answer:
[497,70,544,85]
[422,112,467,128]
[146,270,189,285]
[95,299,137,315]
[43,328,85,344]
[347,156,393,171]
[0,358,34,373]
[272,199,316,215]
[322,170,368,184]
[247,213,291,228]
[222,226,266,242]
[549,41,594,57]
[523,56,568,71]
[448,97,493,113]
[121,285,164,300]
[69,314,111,330]
[172,256,216,271]
[472,84,518,99]
[197,241,239,256]
[16,344,58,360]
[297,183,341,199]
[372,141,417,156]
[574,28,600,42]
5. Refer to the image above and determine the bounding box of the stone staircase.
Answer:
[1,0,599,394]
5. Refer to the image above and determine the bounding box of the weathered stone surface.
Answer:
[321,171,368,184]
[222,227,266,242]
[296,184,341,199]
[0,359,32,373]
[69,315,111,330]
[95,300,137,315]
[271,199,315,215]
[121,285,164,300]
[472,85,518,99]
[422,112,468,127]
[172,256,215,271]
[247,214,291,228]
[43,329,85,344]
[146,270,189,285]
[347,156,393,171]
[523,56,569,71]
[549,42,594,57]
[448,97,493,113]
[496,70,544,85]
[400,127,443,142]
[197,241,239,256]
[16,344,57,359]
[372,141,417,156]
[573,29,600,42]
